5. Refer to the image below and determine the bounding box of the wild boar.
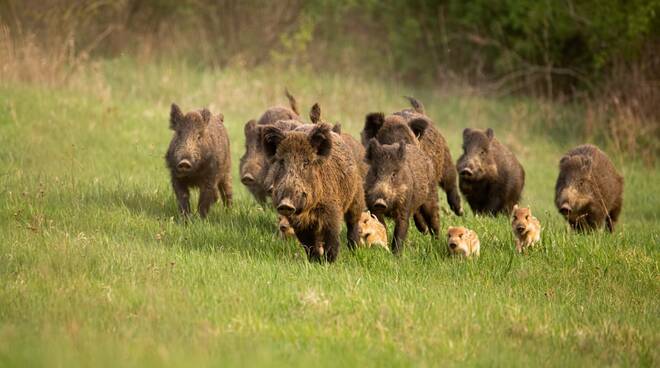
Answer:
[511,204,541,253]
[262,123,365,262]
[165,103,232,218]
[446,226,480,257]
[364,139,440,253]
[555,144,623,232]
[457,128,525,215]
[239,91,302,203]
[361,97,462,216]
[358,211,388,250]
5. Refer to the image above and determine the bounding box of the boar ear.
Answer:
[462,128,472,140]
[486,128,495,140]
[580,156,592,171]
[559,155,569,166]
[310,103,322,124]
[200,108,212,126]
[262,126,285,158]
[512,204,519,215]
[309,123,333,157]
[408,118,428,139]
[332,123,342,134]
[170,103,184,130]
[362,112,385,145]
[217,112,224,122]
[244,119,257,135]
[366,138,380,161]
[396,141,407,160]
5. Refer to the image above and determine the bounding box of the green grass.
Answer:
[0,58,658,367]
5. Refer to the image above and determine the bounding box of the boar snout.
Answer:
[459,167,474,178]
[241,173,256,185]
[516,224,527,234]
[560,204,572,216]
[177,159,192,172]
[449,242,458,249]
[277,198,296,216]
[373,198,388,211]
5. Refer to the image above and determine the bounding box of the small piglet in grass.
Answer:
[357,211,388,251]
[511,205,541,253]
[278,215,296,239]
[166,103,232,218]
[446,226,480,258]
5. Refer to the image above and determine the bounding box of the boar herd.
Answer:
[165,92,624,263]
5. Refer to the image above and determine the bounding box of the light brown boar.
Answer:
[357,211,388,250]
[446,226,480,258]
[511,205,541,253]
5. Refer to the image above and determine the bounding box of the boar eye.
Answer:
[526,215,529,220]
[197,133,203,140]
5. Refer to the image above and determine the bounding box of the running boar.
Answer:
[239,92,301,203]
[446,226,480,257]
[358,211,388,250]
[361,97,462,216]
[165,103,232,218]
[262,123,365,262]
[555,144,623,232]
[457,128,525,215]
[364,139,440,253]
[511,205,541,253]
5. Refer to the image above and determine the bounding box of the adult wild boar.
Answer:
[166,103,232,218]
[364,139,440,253]
[457,128,524,215]
[555,144,623,232]
[262,123,365,262]
[239,91,301,203]
[361,97,462,216]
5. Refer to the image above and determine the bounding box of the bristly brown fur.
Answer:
[361,97,462,216]
[364,139,439,253]
[263,123,365,263]
[555,144,623,232]
[457,128,525,215]
[165,103,232,218]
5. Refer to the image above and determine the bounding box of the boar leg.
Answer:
[441,164,463,216]
[218,175,233,208]
[420,200,440,237]
[413,212,428,234]
[606,203,621,232]
[344,198,363,250]
[172,179,191,217]
[391,213,410,254]
[484,193,504,215]
[322,227,341,263]
[295,229,319,262]
[198,183,219,218]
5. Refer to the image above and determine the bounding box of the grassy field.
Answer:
[0,58,658,367]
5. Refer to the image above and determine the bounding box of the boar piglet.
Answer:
[457,128,525,215]
[262,123,365,263]
[555,144,623,232]
[165,103,232,218]
[364,139,440,253]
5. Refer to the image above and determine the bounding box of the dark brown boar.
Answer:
[262,123,365,262]
[361,97,463,216]
[364,138,440,253]
[239,91,302,203]
[165,103,232,218]
[456,128,524,215]
[555,144,623,232]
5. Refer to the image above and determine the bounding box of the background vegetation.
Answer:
[0,1,658,367]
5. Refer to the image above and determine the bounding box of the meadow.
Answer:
[0,58,658,367]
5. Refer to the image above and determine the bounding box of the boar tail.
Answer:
[404,96,425,114]
[310,103,322,124]
[285,88,299,115]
